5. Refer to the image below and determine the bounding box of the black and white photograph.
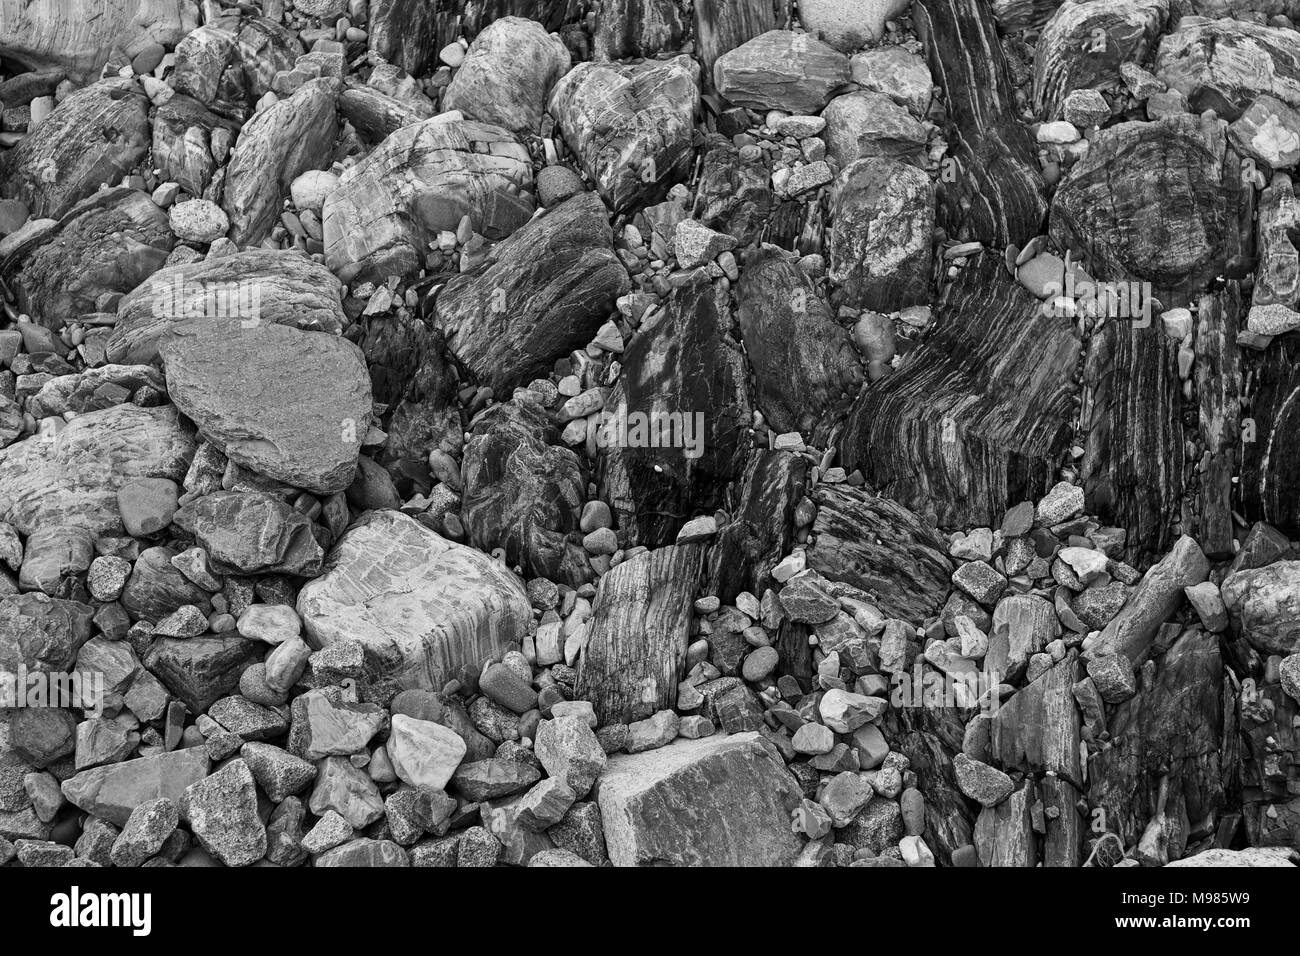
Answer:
[0,0,1294,927]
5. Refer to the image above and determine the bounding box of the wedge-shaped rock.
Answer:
[180,758,266,867]
[6,187,174,329]
[736,247,862,444]
[297,510,531,691]
[549,55,699,213]
[990,654,1081,786]
[0,403,194,536]
[575,544,705,724]
[0,0,198,80]
[61,748,211,827]
[442,16,570,135]
[713,30,850,114]
[821,91,928,168]
[0,78,151,219]
[223,78,338,245]
[159,319,370,495]
[973,778,1036,866]
[597,732,803,866]
[438,192,629,393]
[806,484,952,621]
[323,117,532,283]
[143,635,260,714]
[110,250,346,365]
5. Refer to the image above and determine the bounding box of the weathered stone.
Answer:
[443,17,570,135]
[714,30,850,113]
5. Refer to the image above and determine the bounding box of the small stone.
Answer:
[117,478,179,538]
[792,722,834,755]
[1036,482,1084,526]
[673,219,738,269]
[625,709,680,753]
[109,798,179,867]
[168,199,229,243]
[236,604,301,644]
[676,515,717,543]
[953,753,1013,807]
[1062,89,1110,128]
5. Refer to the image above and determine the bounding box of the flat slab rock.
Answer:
[323,116,533,283]
[713,29,850,114]
[0,403,195,536]
[159,318,371,496]
[60,747,211,827]
[109,249,346,365]
[597,731,804,866]
[296,509,531,691]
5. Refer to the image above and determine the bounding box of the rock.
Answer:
[849,46,934,117]
[1280,655,1300,705]
[308,757,385,829]
[1221,561,1300,656]
[592,0,688,61]
[241,743,316,802]
[806,484,953,620]
[479,663,538,715]
[1062,88,1110,128]
[822,91,928,167]
[626,709,680,753]
[549,55,699,213]
[387,715,467,791]
[109,797,178,867]
[828,157,934,312]
[223,78,338,245]
[61,748,211,828]
[1184,580,1228,632]
[1165,848,1298,868]
[674,219,737,269]
[535,716,607,800]
[172,492,324,577]
[801,0,909,52]
[0,403,194,537]
[1156,16,1300,118]
[297,510,531,691]
[987,595,1059,682]
[159,319,370,496]
[714,30,850,114]
[575,545,704,722]
[167,199,228,243]
[121,546,213,622]
[452,759,542,802]
[323,117,532,283]
[438,193,630,393]
[0,78,150,219]
[142,635,259,714]
[536,165,585,208]
[460,400,588,586]
[443,17,570,135]
[736,248,863,442]
[1087,535,1209,666]
[597,732,803,866]
[110,250,346,365]
[315,838,409,867]
[1037,481,1085,526]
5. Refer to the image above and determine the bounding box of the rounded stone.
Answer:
[116,478,179,538]
[168,199,230,243]
[537,166,584,208]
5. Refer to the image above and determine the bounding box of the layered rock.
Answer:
[323,117,533,283]
[159,319,371,495]
[549,55,699,213]
[223,78,339,245]
[592,0,687,61]
[460,400,589,587]
[575,544,706,723]
[437,192,629,392]
[110,250,344,368]
[296,510,531,691]
[713,30,850,113]
[442,16,570,135]
[0,403,194,536]
[597,732,804,866]
[1156,15,1300,116]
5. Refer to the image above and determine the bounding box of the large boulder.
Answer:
[0,403,194,536]
[223,78,339,245]
[1156,15,1300,117]
[1221,560,1300,656]
[442,16,571,135]
[713,30,850,113]
[0,78,151,220]
[597,732,804,866]
[0,0,198,80]
[109,250,346,365]
[296,510,531,691]
[0,593,94,676]
[821,91,928,168]
[5,187,174,329]
[159,319,370,495]
[461,400,590,588]
[323,117,533,284]
[437,192,629,393]
[549,55,699,213]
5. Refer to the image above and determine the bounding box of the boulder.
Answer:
[296,510,531,691]
[61,748,211,827]
[549,55,699,213]
[437,192,629,393]
[323,117,533,283]
[713,30,850,113]
[821,91,928,168]
[442,16,571,135]
[1221,560,1300,656]
[159,319,371,495]
[597,732,804,866]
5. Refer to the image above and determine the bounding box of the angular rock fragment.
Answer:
[713,30,850,114]
[443,17,570,135]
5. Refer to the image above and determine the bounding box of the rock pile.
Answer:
[0,0,1296,868]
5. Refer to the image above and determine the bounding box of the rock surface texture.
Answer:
[0,0,1294,878]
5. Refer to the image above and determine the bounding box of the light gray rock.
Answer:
[442,17,571,135]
